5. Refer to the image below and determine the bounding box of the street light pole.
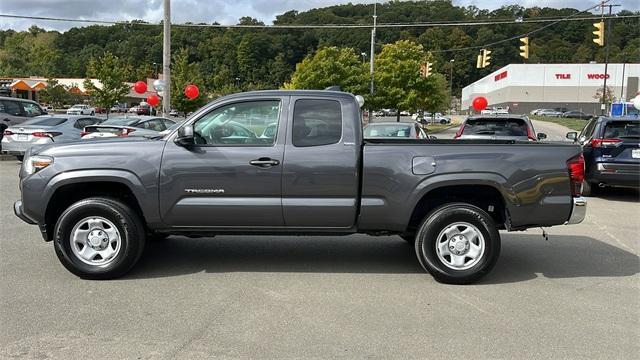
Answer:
[600,2,620,115]
[449,59,454,115]
[369,2,377,96]
[162,0,171,117]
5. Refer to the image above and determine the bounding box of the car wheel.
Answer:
[440,120,447,125]
[414,203,500,284]
[91,111,95,116]
[582,181,596,196]
[53,197,146,279]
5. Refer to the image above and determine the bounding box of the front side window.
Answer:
[193,100,280,146]
[22,102,43,117]
[292,99,342,147]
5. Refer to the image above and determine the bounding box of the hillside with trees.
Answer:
[1,0,638,103]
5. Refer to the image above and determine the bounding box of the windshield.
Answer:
[100,117,139,126]
[463,118,528,136]
[364,124,412,137]
[603,121,640,139]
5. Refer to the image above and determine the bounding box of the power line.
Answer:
[0,12,636,29]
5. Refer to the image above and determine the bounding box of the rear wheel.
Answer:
[414,203,500,284]
[53,197,146,279]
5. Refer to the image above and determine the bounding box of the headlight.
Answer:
[24,155,54,174]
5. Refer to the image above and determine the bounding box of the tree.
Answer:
[594,85,615,103]
[372,40,448,121]
[83,52,131,117]
[38,79,68,107]
[171,48,206,114]
[286,46,368,94]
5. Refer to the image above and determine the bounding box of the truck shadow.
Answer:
[129,233,639,284]
[589,187,639,203]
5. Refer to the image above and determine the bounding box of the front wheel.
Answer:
[53,197,146,279]
[414,203,500,284]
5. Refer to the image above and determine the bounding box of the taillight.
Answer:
[3,130,14,136]
[526,125,537,141]
[589,138,621,148]
[118,128,134,137]
[567,154,585,197]
[32,132,62,138]
[80,131,88,137]
[454,124,465,139]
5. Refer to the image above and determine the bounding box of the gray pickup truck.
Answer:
[14,90,587,284]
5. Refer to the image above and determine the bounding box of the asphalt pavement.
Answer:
[1,154,638,358]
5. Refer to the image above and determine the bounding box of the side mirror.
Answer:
[537,133,547,140]
[429,135,438,140]
[176,124,195,146]
[566,132,578,141]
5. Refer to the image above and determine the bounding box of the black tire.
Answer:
[91,111,95,116]
[582,180,595,196]
[414,203,500,285]
[53,197,146,279]
[15,155,24,162]
[440,120,447,125]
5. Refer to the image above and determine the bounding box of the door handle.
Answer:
[250,157,280,167]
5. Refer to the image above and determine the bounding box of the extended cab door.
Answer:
[281,96,360,228]
[159,97,288,227]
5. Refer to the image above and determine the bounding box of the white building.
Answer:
[461,63,640,114]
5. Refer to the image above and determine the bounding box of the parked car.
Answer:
[566,116,639,195]
[128,106,139,114]
[364,122,428,139]
[0,96,46,150]
[1,115,102,160]
[530,109,543,115]
[136,104,153,116]
[110,104,126,113]
[15,90,586,284]
[169,109,180,117]
[480,109,494,115]
[562,110,593,120]
[81,116,176,139]
[455,115,547,141]
[400,110,411,116]
[537,109,563,117]
[66,104,95,116]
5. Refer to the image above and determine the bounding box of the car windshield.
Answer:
[364,124,412,137]
[603,121,640,138]
[463,118,528,136]
[100,117,139,126]
[21,117,68,126]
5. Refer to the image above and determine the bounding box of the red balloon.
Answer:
[146,94,159,107]
[184,84,199,100]
[472,96,488,111]
[134,81,147,94]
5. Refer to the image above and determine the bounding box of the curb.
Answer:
[0,155,18,161]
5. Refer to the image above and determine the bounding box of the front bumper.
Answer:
[566,196,587,225]
[14,200,36,224]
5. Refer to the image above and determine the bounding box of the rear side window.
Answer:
[22,102,43,117]
[603,121,640,139]
[292,99,342,147]
[463,118,527,136]
[0,100,22,116]
[580,119,597,139]
[74,118,99,129]
[364,124,412,138]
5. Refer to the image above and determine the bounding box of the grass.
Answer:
[530,115,588,132]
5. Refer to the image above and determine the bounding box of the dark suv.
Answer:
[0,96,46,150]
[567,116,640,195]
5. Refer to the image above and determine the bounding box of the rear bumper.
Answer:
[566,196,587,225]
[588,162,640,188]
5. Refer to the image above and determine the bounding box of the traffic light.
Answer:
[519,37,529,59]
[593,21,604,46]
[420,62,433,77]
[476,50,491,69]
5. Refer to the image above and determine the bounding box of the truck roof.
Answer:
[218,89,357,100]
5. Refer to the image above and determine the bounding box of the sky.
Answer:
[0,0,638,31]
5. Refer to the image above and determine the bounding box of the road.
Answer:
[1,159,638,358]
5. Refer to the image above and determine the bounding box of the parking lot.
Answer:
[0,158,638,359]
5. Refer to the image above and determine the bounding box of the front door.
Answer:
[159,98,288,227]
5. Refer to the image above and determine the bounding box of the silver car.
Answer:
[1,115,102,160]
[81,116,176,139]
[454,115,547,141]
[363,122,428,139]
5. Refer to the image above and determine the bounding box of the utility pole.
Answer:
[449,59,454,115]
[162,0,171,117]
[369,2,377,96]
[599,1,620,115]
